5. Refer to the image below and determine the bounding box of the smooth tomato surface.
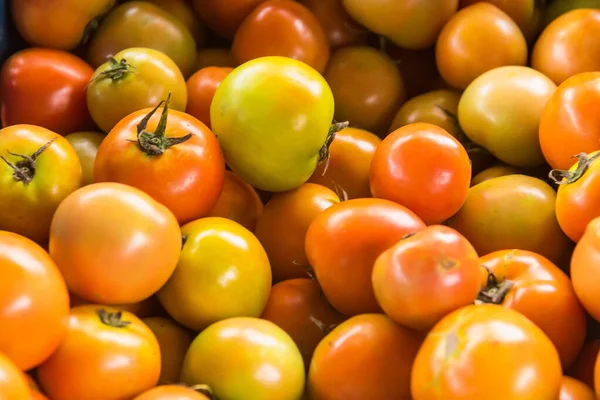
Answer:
[559,376,596,400]
[195,48,236,70]
[191,0,267,39]
[0,353,31,399]
[567,340,600,388]
[186,66,232,129]
[571,217,600,321]
[471,165,519,186]
[64,131,105,186]
[303,0,369,49]
[145,0,206,46]
[134,385,210,400]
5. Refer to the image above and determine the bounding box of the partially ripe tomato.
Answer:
[195,48,236,69]
[186,67,232,129]
[145,0,206,46]
[471,165,519,186]
[303,0,369,49]
[571,217,600,321]
[191,0,267,39]
[0,353,31,399]
[64,131,105,186]
[559,376,596,400]
[134,385,210,400]
[70,294,164,319]
[568,340,600,388]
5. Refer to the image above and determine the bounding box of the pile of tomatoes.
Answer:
[3,0,600,399]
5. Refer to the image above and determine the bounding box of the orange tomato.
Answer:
[559,376,596,400]
[70,294,164,319]
[195,48,236,70]
[134,385,210,400]
[191,0,268,39]
[185,67,233,129]
[471,165,520,186]
[568,340,600,388]
[302,0,369,49]
[0,353,31,399]
[572,217,600,321]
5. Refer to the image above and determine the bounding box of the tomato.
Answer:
[211,56,335,192]
[447,175,573,268]
[305,198,426,316]
[158,217,271,331]
[370,123,471,225]
[0,353,31,399]
[255,183,340,282]
[195,48,236,70]
[302,0,369,49]
[261,278,346,369]
[571,216,600,321]
[0,125,82,244]
[49,182,181,305]
[86,47,187,133]
[64,131,105,186]
[471,165,520,186]
[308,313,421,400]
[532,9,600,86]
[232,0,330,74]
[544,0,600,27]
[0,48,95,135]
[0,232,69,371]
[560,376,596,400]
[144,0,206,47]
[436,3,528,90]
[181,317,305,400]
[37,306,160,400]
[342,0,458,50]
[325,46,405,135]
[568,340,600,388]
[539,72,600,170]
[411,304,562,399]
[191,0,267,39]
[308,127,380,200]
[458,66,555,167]
[88,2,196,77]
[372,225,480,331]
[11,0,115,50]
[134,385,210,400]
[142,317,194,385]
[186,67,233,129]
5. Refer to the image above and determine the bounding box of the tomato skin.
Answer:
[185,67,233,129]
[325,46,405,135]
[255,183,340,282]
[471,165,519,186]
[64,131,105,186]
[211,56,335,192]
[308,313,421,400]
[88,2,196,77]
[86,47,187,133]
[539,72,600,171]
[372,225,481,331]
[144,0,207,46]
[559,376,596,400]
[436,3,528,90]
[411,304,563,400]
[191,0,267,39]
[49,183,182,305]
[181,317,305,400]
[158,217,272,331]
[567,340,600,388]
[302,0,369,49]
[0,125,82,244]
[370,123,471,225]
[0,353,31,399]
[195,48,236,70]
[1,48,95,135]
[70,294,164,319]
[305,198,426,316]
[571,217,600,321]
[94,103,225,225]
[532,9,600,86]
[134,385,210,400]
[37,305,161,400]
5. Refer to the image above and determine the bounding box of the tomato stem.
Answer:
[476,267,514,304]
[318,121,349,173]
[549,152,600,185]
[97,309,131,328]
[0,138,57,185]
[309,314,338,335]
[90,57,136,83]
[191,384,215,399]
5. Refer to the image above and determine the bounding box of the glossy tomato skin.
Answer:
[37,305,161,400]
[539,72,600,170]
[195,48,236,70]
[232,0,330,74]
[303,0,369,49]
[134,385,210,400]
[372,225,481,331]
[158,218,271,331]
[181,317,305,400]
[86,47,187,133]
[11,0,116,50]
[145,0,207,46]
[88,2,196,77]
[305,198,426,316]
[0,125,82,244]
[411,304,562,399]
[49,183,182,305]
[436,3,528,90]
[255,183,340,282]
[185,67,233,129]
[471,165,519,186]
[370,123,471,225]
[568,340,600,388]
[571,217,600,321]
[559,376,596,400]
[308,127,381,200]
[308,314,421,400]
[211,56,334,192]
[64,131,105,186]
[0,232,69,371]
[532,9,600,86]
[479,250,586,368]
[0,353,31,399]
[1,48,95,135]
[191,0,267,39]
[325,46,405,135]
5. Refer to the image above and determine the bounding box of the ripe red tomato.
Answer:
[0,125,82,244]
[134,385,210,400]
[571,217,600,321]
[302,0,369,49]
[49,182,182,305]
[191,0,267,39]
[370,123,471,225]
[37,305,161,400]
[94,95,225,225]
[568,340,600,388]
[0,353,31,399]
[559,376,596,400]
[411,304,563,399]
[232,0,330,73]
[64,131,105,187]
[186,67,233,129]
[305,198,426,316]
[308,314,422,400]
[372,225,481,331]
[0,48,95,135]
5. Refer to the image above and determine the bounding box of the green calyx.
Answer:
[549,152,600,185]
[91,56,135,82]
[0,138,56,184]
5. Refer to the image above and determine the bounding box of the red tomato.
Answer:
[305,198,426,316]
[559,376,596,400]
[571,217,600,321]
[0,48,95,135]
[94,95,225,225]
[134,385,210,400]
[185,67,233,129]
[37,305,161,400]
[0,353,31,399]
[302,0,369,49]
[568,340,600,388]
[232,0,330,74]
[191,0,268,39]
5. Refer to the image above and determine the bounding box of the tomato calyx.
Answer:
[549,152,600,185]
[309,314,339,335]
[475,267,514,305]
[319,121,349,174]
[134,93,193,156]
[97,308,131,328]
[0,138,56,185]
[91,57,135,82]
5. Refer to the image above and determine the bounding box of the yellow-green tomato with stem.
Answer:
[210,56,336,192]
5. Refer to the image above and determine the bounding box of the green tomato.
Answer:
[64,131,106,186]
[180,317,305,400]
[543,0,600,27]
[210,56,335,192]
